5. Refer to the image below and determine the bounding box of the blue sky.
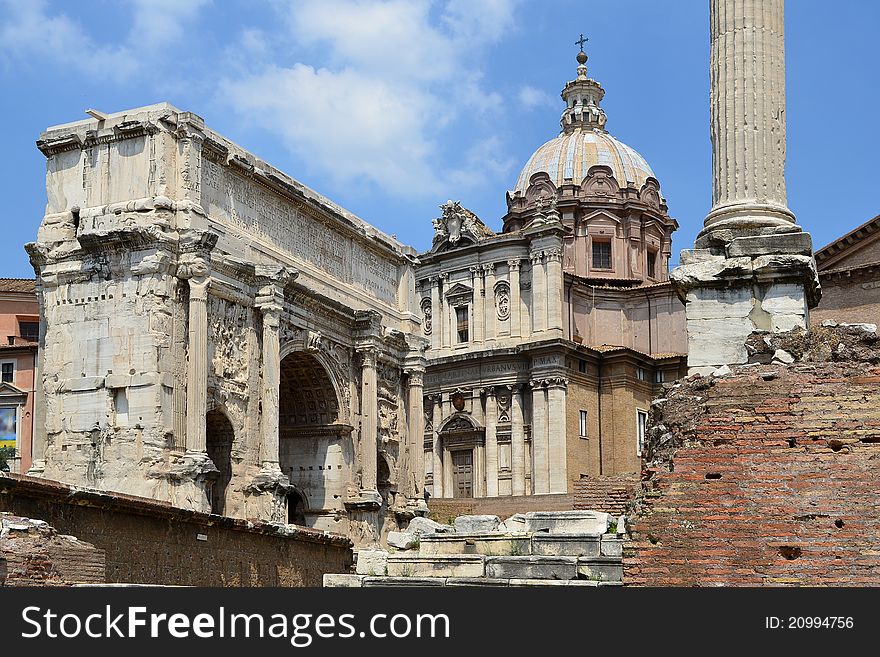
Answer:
[0,0,877,278]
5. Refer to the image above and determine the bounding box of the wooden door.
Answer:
[452,449,473,498]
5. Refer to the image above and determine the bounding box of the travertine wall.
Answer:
[625,325,880,586]
[0,473,352,586]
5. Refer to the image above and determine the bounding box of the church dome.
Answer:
[513,129,655,194]
[512,45,656,195]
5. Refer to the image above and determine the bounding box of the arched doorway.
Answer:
[438,414,486,499]
[278,351,351,529]
[206,409,234,515]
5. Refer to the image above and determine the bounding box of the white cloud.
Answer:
[518,85,554,110]
[0,0,209,82]
[221,0,521,197]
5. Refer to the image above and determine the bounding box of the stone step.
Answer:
[363,577,446,587]
[323,573,624,587]
[417,532,531,556]
[524,510,610,534]
[530,534,601,557]
[385,554,485,578]
[485,556,578,580]
[576,556,624,582]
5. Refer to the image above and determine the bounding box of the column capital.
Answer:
[545,248,563,262]
[356,345,379,368]
[529,251,544,265]
[470,265,484,277]
[546,376,568,390]
[405,367,426,387]
[507,258,522,271]
[439,271,450,281]
[482,262,496,274]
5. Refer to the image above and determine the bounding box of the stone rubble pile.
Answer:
[324,510,625,587]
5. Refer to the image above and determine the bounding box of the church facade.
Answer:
[415,52,687,499]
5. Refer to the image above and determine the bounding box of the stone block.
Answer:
[405,516,453,536]
[727,232,813,257]
[499,513,526,532]
[362,577,445,587]
[445,578,509,587]
[531,534,600,557]
[686,317,753,367]
[485,556,577,580]
[507,578,571,586]
[684,287,754,319]
[418,532,531,556]
[600,537,623,557]
[453,515,500,533]
[387,531,419,550]
[576,557,623,582]
[323,574,365,587]
[760,283,809,316]
[385,555,485,578]
[355,549,388,576]
[523,510,610,534]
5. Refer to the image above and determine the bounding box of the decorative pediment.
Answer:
[432,200,494,252]
[444,282,473,305]
[0,382,27,404]
[582,165,620,198]
[638,177,663,209]
[439,412,483,433]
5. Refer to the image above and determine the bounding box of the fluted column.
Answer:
[530,252,546,334]
[439,273,451,350]
[357,346,379,492]
[255,267,291,469]
[483,263,496,343]
[428,276,441,351]
[432,394,444,497]
[507,259,522,339]
[485,386,498,497]
[547,377,568,493]
[510,384,525,496]
[545,248,563,333]
[405,366,426,496]
[177,248,213,455]
[471,266,484,343]
[530,379,549,494]
[704,0,793,230]
[28,280,47,475]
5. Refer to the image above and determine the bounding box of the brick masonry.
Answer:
[625,325,880,586]
[0,474,353,586]
[572,475,637,517]
[1,513,105,586]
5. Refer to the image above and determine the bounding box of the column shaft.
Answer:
[547,380,568,493]
[531,254,546,333]
[531,380,549,494]
[432,395,444,497]
[508,260,521,339]
[484,263,496,343]
[185,278,209,453]
[485,388,498,497]
[546,249,563,333]
[359,348,378,491]
[258,306,281,467]
[511,385,525,496]
[406,370,425,495]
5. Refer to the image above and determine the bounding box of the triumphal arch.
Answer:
[26,103,428,544]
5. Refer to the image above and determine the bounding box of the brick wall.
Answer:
[0,474,352,586]
[625,325,880,586]
[1,513,105,586]
[428,494,574,524]
[572,475,637,516]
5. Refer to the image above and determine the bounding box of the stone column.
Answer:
[546,377,568,494]
[405,366,426,496]
[254,266,291,469]
[471,266,484,343]
[27,280,47,475]
[177,249,213,455]
[439,273,451,350]
[530,252,546,334]
[510,384,525,496]
[672,0,819,374]
[429,276,441,351]
[357,346,379,494]
[485,386,498,497]
[705,0,792,231]
[545,248,563,334]
[530,379,549,494]
[483,263,496,344]
[508,259,522,339]
[432,394,444,497]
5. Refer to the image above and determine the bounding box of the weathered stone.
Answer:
[405,516,453,536]
[387,531,419,551]
[385,554,485,578]
[486,556,577,580]
[531,534,600,557]
[499,513,527,533]
[727,232,813,257]
[362,577,445,587]
[355,549,388,576]
[523,511,610,534]
[576,557,623,582]
[773,349,795,364]
[445,577,509,587]
[711,365,732,377]
[453,515,500,533]
[323,574,365,587]
[418,532,530,556]
[600,537,623,557]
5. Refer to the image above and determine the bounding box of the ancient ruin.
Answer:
[26,104,429,545]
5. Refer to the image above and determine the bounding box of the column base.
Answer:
[672,232,821,375]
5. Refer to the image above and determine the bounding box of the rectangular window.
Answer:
[578,359,587,374]
[592,240,612,269]
[1,362,13,384]
[637,367,647,381]
[579,410,589,438]
[637,409,648,456]
[647,251,657,278]
[18,321,39,342]
[456,306,469,343]
[654,369,664,384]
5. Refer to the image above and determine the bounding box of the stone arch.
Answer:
[286,485,308,526]
[437,413,485,499]
[278,349,353,529]
[205,408,234,516]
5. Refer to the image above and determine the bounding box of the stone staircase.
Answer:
[323,510,624,587]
